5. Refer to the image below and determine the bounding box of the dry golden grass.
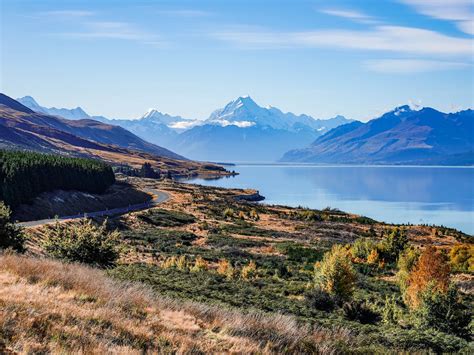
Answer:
[0,253,354,354]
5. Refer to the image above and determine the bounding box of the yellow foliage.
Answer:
[241,261,257,280]
[367,249,380,264]
[217,259,234,279]
[449,244,474,273]
[316,244,356,301]
[191,256,208,272]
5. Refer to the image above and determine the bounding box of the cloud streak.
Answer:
[320,8,378,24]
[213,25,474,57]
[365,59,470,73]
[399,0,474,35]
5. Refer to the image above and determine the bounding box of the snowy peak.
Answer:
[17,96,90,120]
[138,108,199,132]
[207,96,353,131]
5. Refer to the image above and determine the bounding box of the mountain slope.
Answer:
[281,106,474,165]
[1,94,233,177]
[8,94,183,159]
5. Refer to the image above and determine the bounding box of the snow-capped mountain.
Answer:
[17,96,90,120]
[17,94,354,162]
[205,95,350,132]
[138,109,199,131]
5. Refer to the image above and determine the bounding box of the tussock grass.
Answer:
[0,253,353,354]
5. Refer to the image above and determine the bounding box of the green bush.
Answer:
[397,247,420,297]
[137,209,195,227]
[42,219,119,267]
[351,238,377,260]
[382,295,403,325]
[413,284,471,338]
[379,228,409,263]
[315,244,356,302]
[0,201,24,252]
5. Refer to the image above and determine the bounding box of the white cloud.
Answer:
[399,0,474,35]
[169,120,201,129]
[210,119,256,128]
[57,21,165,45]
[365,59,469,73]
[39,10,95,17]
[214,25,474,57]
[320,8,377,24]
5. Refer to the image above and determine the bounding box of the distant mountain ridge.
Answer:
[18,95,353,162]
[281,105,474,165]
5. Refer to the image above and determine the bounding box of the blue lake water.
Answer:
[183,165,474,235]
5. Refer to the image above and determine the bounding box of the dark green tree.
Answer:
[0,202,24,252]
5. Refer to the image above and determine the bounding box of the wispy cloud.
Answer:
[365,59,469,73]
[213,25,474,57]
[320,8,378,24]
[399,0,474,35]
[157,9,212,17]
[38,10,95,18]
[62,21,150,41]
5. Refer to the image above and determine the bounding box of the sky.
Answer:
[1,0,473,122]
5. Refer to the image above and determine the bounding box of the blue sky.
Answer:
[1,0,473,121]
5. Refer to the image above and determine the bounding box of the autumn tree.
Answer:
[406,246,450,309]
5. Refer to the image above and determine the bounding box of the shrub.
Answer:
[217,259,234,279]
[406,246,450,309]
[191,256,208,272]
[413,284,471,338]
[382,295,402,325]
[41,219,119,267]
[449,244,474,273]
[379,228,409,263]
[351,238,377,260]
[316,244,356,302]
[249,209,260,221]
[176,255,188,270]
[342,301,380,324]
[304,287,335,312]
[397,247,420,298]
[241,260,257,280]
[223,208,234,219]
[367,249,380,265]
[0,202,24,252]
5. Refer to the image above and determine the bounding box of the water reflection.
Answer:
[182,165,474,234]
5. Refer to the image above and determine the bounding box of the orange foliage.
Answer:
[406,246,450,309]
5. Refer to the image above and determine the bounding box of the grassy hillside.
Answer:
[3,178,473,353]
[8,179,474,353]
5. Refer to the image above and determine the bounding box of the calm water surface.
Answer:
[183,165,474,235]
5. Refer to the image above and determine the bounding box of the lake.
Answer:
[182,165,474,235]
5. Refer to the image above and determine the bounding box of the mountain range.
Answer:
[281,105,474,165]
[18,95,352,162]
